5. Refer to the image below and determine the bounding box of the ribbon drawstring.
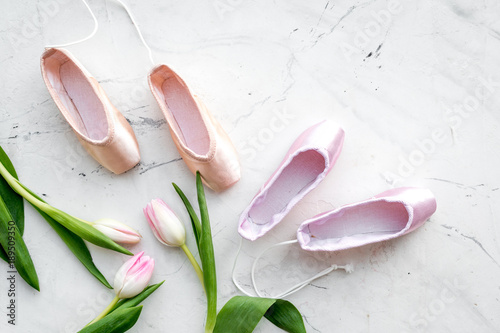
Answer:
[232,237,354,298]
[45,0,98,48]
[45,0,155,66]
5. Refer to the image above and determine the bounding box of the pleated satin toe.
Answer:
[40,48,140,174]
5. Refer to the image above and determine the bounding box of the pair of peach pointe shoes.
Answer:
[40,48,240,191]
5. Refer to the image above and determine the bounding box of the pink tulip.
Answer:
[93,218,142,244]
[143,199,186,247]
[114,251,154,299]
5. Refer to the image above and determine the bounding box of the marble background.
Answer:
[1,0,500,332]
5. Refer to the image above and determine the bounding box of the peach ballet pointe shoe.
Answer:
[296,187,437,251]
[148,64,240,192]
[238,120,345,241]
[40,48,140,174]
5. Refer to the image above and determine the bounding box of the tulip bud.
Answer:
[114,251,154,299]
[93,218,142,244]
[143,199,186,247]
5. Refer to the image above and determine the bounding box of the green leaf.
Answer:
[213,296,276,333]
[0,147,21,262]
[173,182,201,252]
[214,296,307,333]
[110,281,164,313]
[264,299,306,333]
[17,181,132,256]
[0,245,8,262]
[0,195,39,291]
[78,305,143,333]
[33,205,112,289]
[196,172,217,332]
[0,146,25,235]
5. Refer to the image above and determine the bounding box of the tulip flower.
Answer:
[143,199,186,247]
[144,198,204,288]
[92,218,142,244]
[88,251,155,326]
[114,251,154,298]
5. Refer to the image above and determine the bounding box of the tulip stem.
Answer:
[0,161,50,212]
[86,295,120,327]
[181,243,205,291]
[0,161,93,227]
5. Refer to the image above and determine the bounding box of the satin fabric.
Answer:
[40,48,140,174]
[238,120,345,241]
[297,187,437,251]
[148,64,240,192]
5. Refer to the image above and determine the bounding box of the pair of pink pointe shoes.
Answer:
[41,48,239,191]
[238,120,437,251]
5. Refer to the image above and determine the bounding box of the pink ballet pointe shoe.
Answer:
[238,120,345,241]
[40,48,141,174]
[297,187,437,251]
[148,64,240,192]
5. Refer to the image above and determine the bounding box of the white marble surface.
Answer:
[1,0,500,332]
